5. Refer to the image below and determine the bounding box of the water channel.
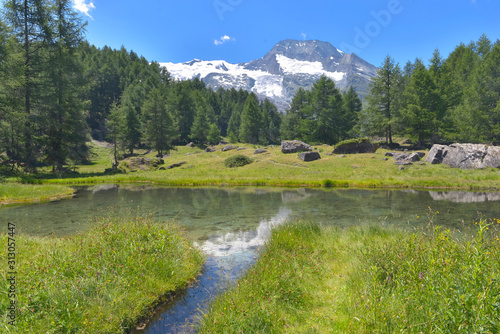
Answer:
[2,185,500,333]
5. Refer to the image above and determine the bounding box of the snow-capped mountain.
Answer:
[160,40,377,110]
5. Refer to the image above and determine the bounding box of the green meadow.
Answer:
[2,140,500,205]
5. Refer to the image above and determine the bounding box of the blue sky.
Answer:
[74,0,500,67]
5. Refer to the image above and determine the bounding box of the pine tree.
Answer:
[239,93,262,144]
[342,86,362,139]
[366,55,403,144]
[401,60,443,147]
[142,88,174,156]
[207,123,221,145]
[107,102,125,168]
[4,0,52,170]
[310,76,344,144]
[42,0,89,170]
[190,107,210,144]
[281,88,308,140]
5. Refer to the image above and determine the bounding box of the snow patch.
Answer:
[276,54,345,82]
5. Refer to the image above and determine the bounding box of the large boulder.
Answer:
[281,140,311,154]
[333,138,378,154]
[425,143,500,169]
[298,152,321,162]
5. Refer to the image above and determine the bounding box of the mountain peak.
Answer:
[160,39,377,110]
[270,39,344,62]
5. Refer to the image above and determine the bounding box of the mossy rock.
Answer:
[333,138,379,154]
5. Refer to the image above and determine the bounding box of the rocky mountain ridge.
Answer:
[160,39,378,110]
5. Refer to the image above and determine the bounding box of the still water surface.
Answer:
[2,186,500,333]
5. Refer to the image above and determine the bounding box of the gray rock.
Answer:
[281,140,312,154]
[337,155,346,158]
[219,140,229,145]
[186,142,195,148]
[385,152,395,157]
[298,152,321,162]
[425,144,449,164]
[425,143,500,169]
[237,147,246,151]
[254,149,268,154]
[222,145,238,152]
[398,166,405,171]
[485,146,500,168]
[205,147,217,153]
[394,152,421,162]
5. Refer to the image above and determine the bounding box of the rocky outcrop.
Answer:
[333,139,378,154]
[298,152,321,162]
[281,140,311,154]
[205,147,217,153]
[254,149,268,154]
[425,143,500,169]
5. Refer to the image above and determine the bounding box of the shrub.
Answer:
[224,154,253,168]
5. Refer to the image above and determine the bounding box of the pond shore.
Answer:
[2,143,500,205]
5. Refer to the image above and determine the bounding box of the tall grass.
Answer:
[0,216,204,333]
[197,219,500,333]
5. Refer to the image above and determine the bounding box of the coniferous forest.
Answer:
[0,1,499,173]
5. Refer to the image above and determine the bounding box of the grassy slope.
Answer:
[0,216,204,333]
[197,220,500,333]
[2,141,500,204]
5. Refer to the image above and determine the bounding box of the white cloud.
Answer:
[300,33,307,40]
[214,35,236,46]
[73,0,95,19]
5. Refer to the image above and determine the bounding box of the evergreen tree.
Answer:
[310,76,344,144]
[4,0,52,169]
[260,98,281,144]
[281,88,308,140]
[190,95,210,144]
[42,0,89,170]
[401,60,443,147]
[342,86,362,138]
[168,81,196,144]
[366,55,403,144]
[207,123,221,145]
[239,93,262,144]
[142,88,174,156]
[107,102,125,168]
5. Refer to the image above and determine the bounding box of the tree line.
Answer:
[361,34,500,147]
[0,2,498,173]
